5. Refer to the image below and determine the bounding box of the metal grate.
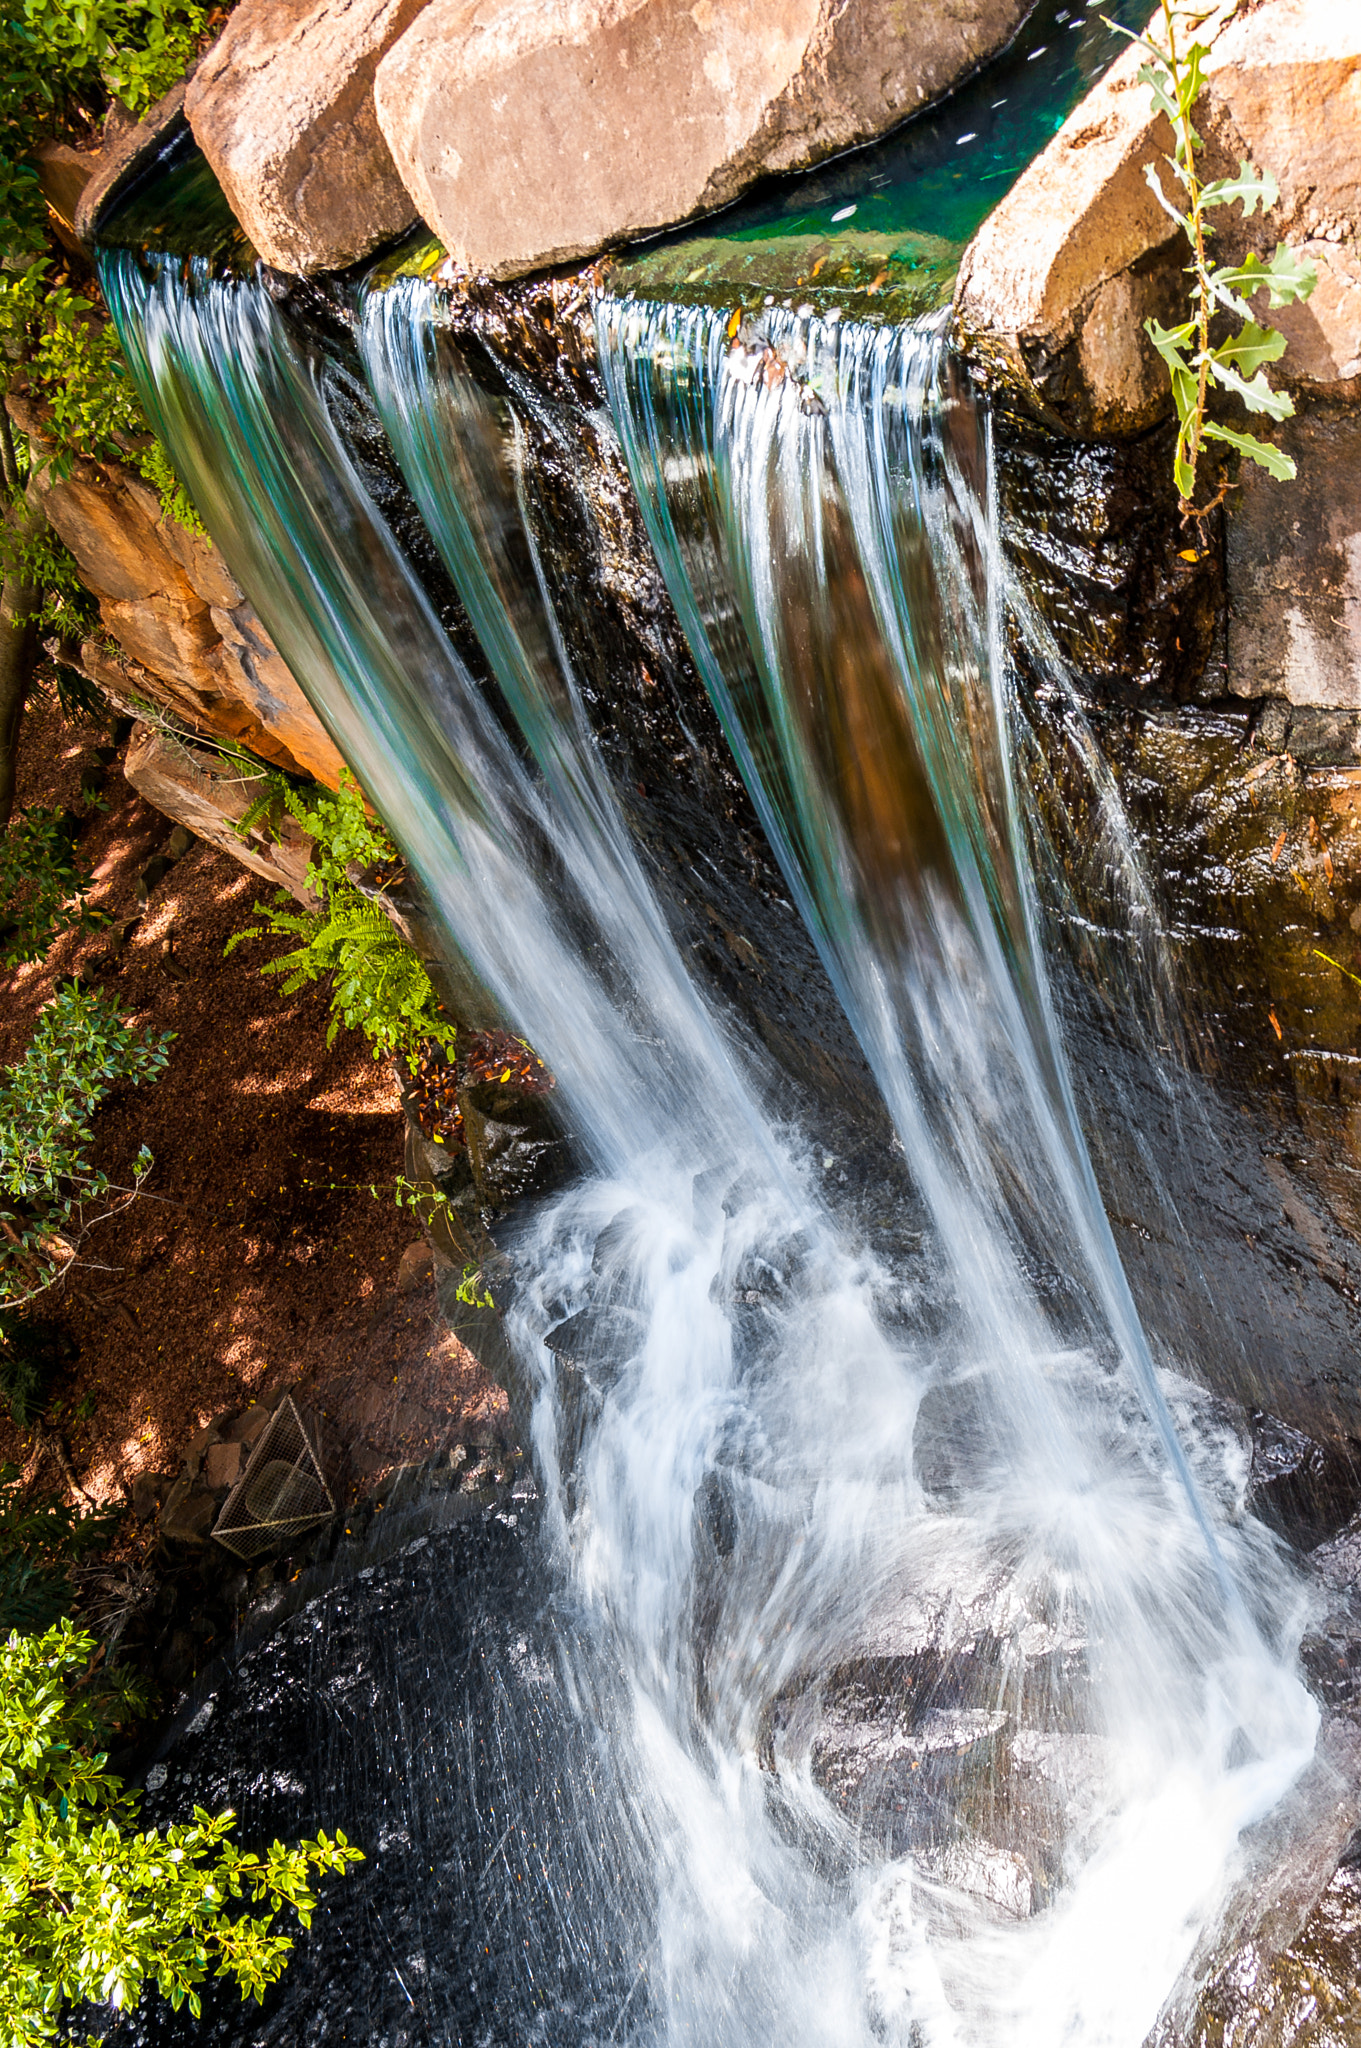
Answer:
[213,1396,334,1560]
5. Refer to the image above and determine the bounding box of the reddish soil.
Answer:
[0,700,507,1508]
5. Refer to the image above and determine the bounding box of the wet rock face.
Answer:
[373,0,1030,281]
[184,0,427,275]
[117,1512,642,2048]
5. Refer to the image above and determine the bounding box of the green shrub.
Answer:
[0,1464,118,1635]
[227,768,456,1065]
[0,982,172,1312]
[0,1618,362,2045]
[0,807,106,968]
[0,3,209,538]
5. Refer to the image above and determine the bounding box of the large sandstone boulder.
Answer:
[374,0,1030,281]
[955,0,1361,433]
[184,0,430,274]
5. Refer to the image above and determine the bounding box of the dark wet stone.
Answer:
[543,1304,647,1374]
[1247,1410,1361,1550]
[105,1513,650,2048]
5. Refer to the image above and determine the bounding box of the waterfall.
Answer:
[99,228,1321,2044]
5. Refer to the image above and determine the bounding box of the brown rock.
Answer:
[956,0,1361,429]
[223,1404,274,1446]
[76,80,194,248]
[375,0,1029,281]
[204,1439,245,1490]
[182,1418,224,1477]
[123,724,318,903]
[24,441,202,607]
[396,1240,435,1292]
[203,607,349,788]
[1225,408,1361,709]
[99,590,222,687]
[33,142,100,235]
[160,1476,218,1546]
[185,0,430,274]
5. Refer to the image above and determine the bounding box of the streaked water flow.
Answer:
[101,240,1319,2044]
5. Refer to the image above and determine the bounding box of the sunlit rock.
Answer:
[374,0,1030,281]
[123,723,318,904]
[185,0,431,274]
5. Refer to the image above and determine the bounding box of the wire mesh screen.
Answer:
[213,1396,334,1560]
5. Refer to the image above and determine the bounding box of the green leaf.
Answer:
[1145,316,1199,423]
[1203,418,1297,480]
[1200,158,1279,216]
[1136,58,1181,130]
[1143,159,1194,236]
[1204,354,1294,419]
[1212,242,1319,311]
[1209,320,1287,377]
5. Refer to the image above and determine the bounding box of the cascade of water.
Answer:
[100,233,1319,2045]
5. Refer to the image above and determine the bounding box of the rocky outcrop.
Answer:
[122,723,317,904]
[184,0,430,273]
[374,0,1029,280]
[11,397,347,784]
[956,0,1361,432]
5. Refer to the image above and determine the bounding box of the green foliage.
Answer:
[1,0,206,256]
[132,436,206,535]
[0,2,209,536]
[0,1618,362,2045]
[0,1317,63,1430]
[227,769,456,1065]
[0,1462,119,1633]
[0,982,172,1311]
[0,807,106,967]
[1111,0,1317,511]
[454,1261,494,1309]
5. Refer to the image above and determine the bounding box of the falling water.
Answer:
[99,217,1322,2043]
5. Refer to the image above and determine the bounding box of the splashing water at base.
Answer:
[101,226,1321,2045]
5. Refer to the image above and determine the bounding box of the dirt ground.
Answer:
[0,699,508,1509]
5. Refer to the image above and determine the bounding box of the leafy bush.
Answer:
[0,1463,118,1635]
[227,769,456,1064]
[0,807,106,967]
[0,1618,362,2045]
[0,982,172,1311]
[1119,0,1318,512]
[1,0,207,255]
[0,1,209,537]
[0,1317,70,1430]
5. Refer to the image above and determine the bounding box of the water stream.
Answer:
[96,157,1326,2048]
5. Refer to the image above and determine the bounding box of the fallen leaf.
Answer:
[1178,548,1200,563]
[1270,829,1287,863]
[726,307,741,340]
[1268,1009,1282,1039]
[1324,848,1334,880]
